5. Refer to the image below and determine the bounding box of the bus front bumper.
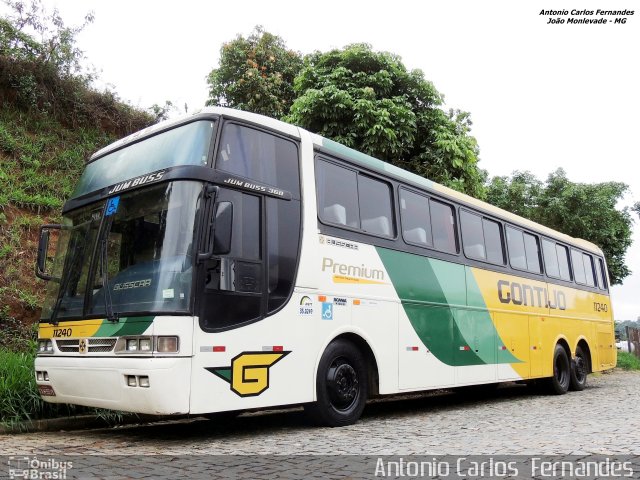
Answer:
[34,356,191,415]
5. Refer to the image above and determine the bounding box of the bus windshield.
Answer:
[41,181,202,321]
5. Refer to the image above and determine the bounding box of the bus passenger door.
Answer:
[198,188,264,331]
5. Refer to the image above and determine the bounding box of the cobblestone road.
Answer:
[2,371,640,479]
[2,370,639,457]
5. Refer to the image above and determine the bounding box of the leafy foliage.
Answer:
[0,0,95,80]
[206,26,303,119]
[486,169,633,285]
[0,2,154,335]
[286,43,486,197]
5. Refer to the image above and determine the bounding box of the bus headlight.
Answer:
[139,338,152,352]
[37,339,53,354]
[116,336,179,354]
[156,336,179,353]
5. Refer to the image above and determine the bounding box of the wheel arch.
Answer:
[555,336,571,360]
[313,328,381,400]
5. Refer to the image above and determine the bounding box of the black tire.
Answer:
[547,344,571,395]
[304,339,368,427]
[569,345,588,391]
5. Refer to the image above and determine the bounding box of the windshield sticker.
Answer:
[105,196,120,216]
[162,288,175,299]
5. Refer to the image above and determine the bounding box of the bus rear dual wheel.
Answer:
[304,339,368,427]
[547,344,588,394]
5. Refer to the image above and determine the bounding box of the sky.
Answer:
[3,0,639,320]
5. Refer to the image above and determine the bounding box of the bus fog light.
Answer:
[127,375,137,387]
[126,339,138,351]
[157,336,178,353]
[139,338,152,351]
[36,371,43,381]
[138,376,150,388]
[43,371,49,381]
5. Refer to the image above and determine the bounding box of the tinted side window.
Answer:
[596,258,608,290]
[217,123,300,196]
[400,189,433,247]
[523,232,542,273]
[542,239,560,278]
[583,253,596,287]
[483,218,504,264]
[431,200,457,254]
[506,226,527,270]
[359,175,394,237]
[226,191,261,260]
[557,244,571,281]
[571,249,586,284]
[461,210,485,260]
[266,198,300,313]
[316,160,359,228]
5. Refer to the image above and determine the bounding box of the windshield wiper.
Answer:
[100,235,119,323]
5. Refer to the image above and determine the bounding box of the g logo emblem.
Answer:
[207,351,290,397]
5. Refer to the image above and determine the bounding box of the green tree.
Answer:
[486,169,634,285]
[0,0,95,80]
[286,43,485,197]
[206,26,303,119]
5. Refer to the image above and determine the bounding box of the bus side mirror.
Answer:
[212,202,233,255]
[36,224,61,281]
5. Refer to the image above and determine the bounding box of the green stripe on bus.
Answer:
[376,248,520,366]
[94,316,154,337]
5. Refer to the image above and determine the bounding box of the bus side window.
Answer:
[216,123,300,197]
[358,175,394,237]
[430,199,457,254]
[266,197,300,313]
[506,226,526,270]
[523,232,542,273]
[461,210,486,260]
[542,238,560,278]
[571,248,587,285]
[582,253,596,287]
[556,244,572,281]
[596,257,608,290]
[316,159,360,228]
[400,189,433,247]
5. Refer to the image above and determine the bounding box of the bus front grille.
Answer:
[55,338,117,353]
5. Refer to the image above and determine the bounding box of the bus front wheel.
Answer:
[547,344,571,395]
[305,339,368,427]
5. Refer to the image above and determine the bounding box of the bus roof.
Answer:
[89,106,603,256]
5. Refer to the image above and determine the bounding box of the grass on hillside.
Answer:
[0,106,117,332]
[617,351,640,371]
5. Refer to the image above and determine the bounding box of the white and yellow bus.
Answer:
[35,108,616,426]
